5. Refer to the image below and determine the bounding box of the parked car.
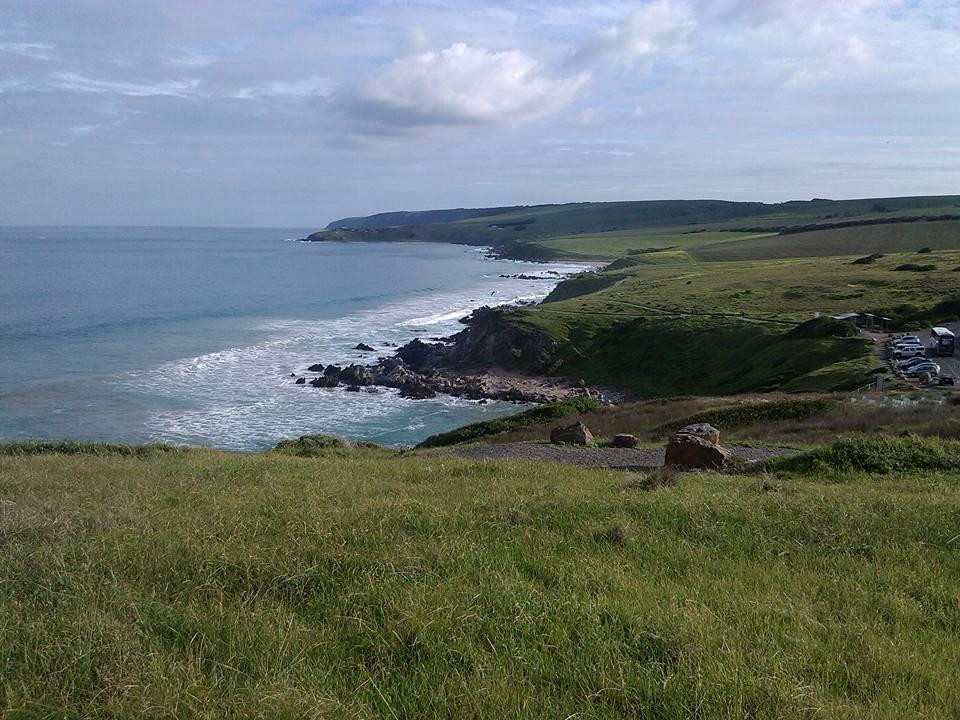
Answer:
[893,335,922,347]
[894,345,926,359]
[938,375,956,387]
[898,355,932,368]
[904,362,940,377]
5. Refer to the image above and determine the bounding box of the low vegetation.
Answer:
[3,444,960,717]
[762,434,960,474]
[0,440,183,457]
[417,396,601,448]
[649,397,837,440]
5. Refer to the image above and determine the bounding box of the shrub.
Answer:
[417,397,602,448]
[273,434,350,456]
[787,317,859,339]
[762,434,960,474]
[651,398,836,440]
[893,263,937,272]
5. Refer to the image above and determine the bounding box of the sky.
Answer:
[1,0,959,227]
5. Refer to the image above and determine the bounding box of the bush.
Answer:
[762,434,960,474]
[273,434,350,456]
[787,317,859,339]
[893,263,937,272]
[417,397,602,448]
[651,398,836,440]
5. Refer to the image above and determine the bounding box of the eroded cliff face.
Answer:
[397,306,557,373]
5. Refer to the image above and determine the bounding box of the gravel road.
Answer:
[442,442,800,470]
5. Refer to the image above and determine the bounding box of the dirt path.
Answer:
[441,442,800,470]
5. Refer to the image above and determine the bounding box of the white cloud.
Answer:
[0,42,56,61]
[570,0,696,66]
[50,72,203,98]
[356,42,588,127]
[68,124,100,135]
[166,48,217,68]
[233,75,336,100]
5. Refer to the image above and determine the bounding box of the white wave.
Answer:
[121,252,579,449]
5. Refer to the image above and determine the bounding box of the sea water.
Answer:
[0,226,584,449]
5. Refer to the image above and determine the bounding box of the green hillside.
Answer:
[4,439,960,718]
[308,195,960,262]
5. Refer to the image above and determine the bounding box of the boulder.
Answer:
[664,434,729,469]
[340,364,373,386]
[399,380,437,400]
[550,421,594,446]
[307,363,325,372]
[345,385,361,392]
[354,343,376,352]
[294,377,306,385]
[675,423,720,446]
[612,433,639,448]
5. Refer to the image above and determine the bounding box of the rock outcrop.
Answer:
[612,433,639,448]
[340,364,373,386]
[550,421,594,445]
[664,424,729,468]
[399,380,437,399]
[354,343,376,352]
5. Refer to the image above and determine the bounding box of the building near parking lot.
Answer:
[830,312,891,331]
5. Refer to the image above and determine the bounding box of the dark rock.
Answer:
[294,377,306,385]
[345,385,361,392]
[289,372,297,377]
[354,343,375,352]
[399,380,437,400]
[396,338,445,368]
[307,363,325,372]
[340,364,373,386]
[612,433,639,448]
[550,421,594,445]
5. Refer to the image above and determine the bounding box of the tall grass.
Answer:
[2,449,960,717]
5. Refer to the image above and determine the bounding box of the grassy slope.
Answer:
[312,196,960,396]
[309,196,960,262]
[3,447,960,718]
[493,243,960,395]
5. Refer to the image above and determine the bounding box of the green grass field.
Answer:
[3,441,960,718]
[312,195,960,263]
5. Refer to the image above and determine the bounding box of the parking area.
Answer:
[883,321,959,388]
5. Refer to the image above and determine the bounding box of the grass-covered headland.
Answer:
[310,195,960,397]
[3,436,960,718]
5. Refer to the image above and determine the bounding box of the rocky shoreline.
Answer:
[289,305,621,406]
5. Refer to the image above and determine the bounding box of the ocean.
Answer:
[0,226,584,450]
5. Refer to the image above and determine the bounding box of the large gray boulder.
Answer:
[664,424,729,469]
[675,423,721,446]
[550,421,594,446]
